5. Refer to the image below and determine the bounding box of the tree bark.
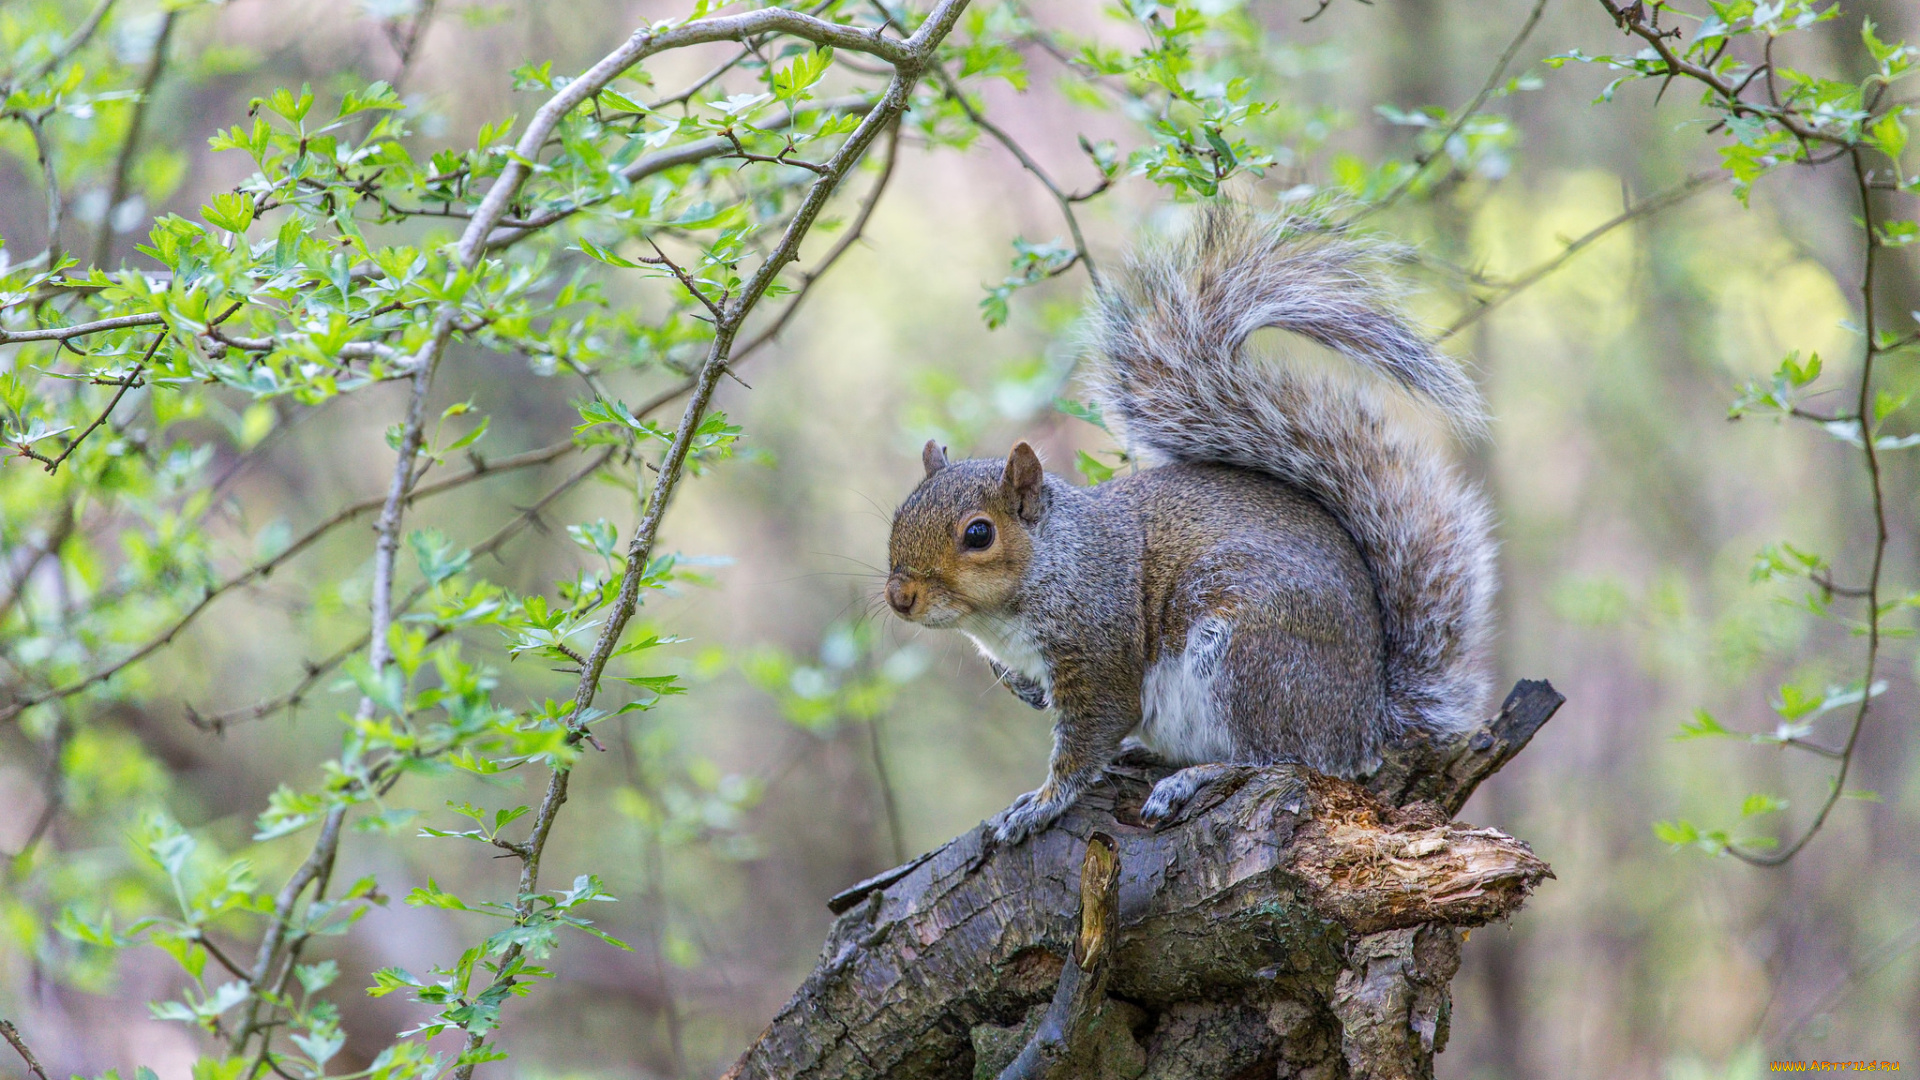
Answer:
[724,680,1563,1080]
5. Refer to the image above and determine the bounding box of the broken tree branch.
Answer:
[727,680,1562,1080]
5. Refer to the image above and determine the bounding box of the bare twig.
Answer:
[0,1019,50,1080]
[2,712,68,864]
[388,0,438,90]
[1439,171,1723,340]
[0,501,75,630]
[732,117,901,361]
[13,337,159,474]
[0,311,165,345]
[867,713,906,865]
[25,115,63,269]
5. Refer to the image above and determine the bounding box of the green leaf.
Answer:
[1675,708,1734,740]
[367,966,423,997]
[201,192,254,234]
[1074,449,1117,485]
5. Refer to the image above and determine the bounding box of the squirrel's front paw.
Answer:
[989,785,1075,845]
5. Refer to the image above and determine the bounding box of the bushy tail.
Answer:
[1086,206,1497,737]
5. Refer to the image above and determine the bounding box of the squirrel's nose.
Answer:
[885,575,915,616]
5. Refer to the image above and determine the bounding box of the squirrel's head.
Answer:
[885,440,1045,627]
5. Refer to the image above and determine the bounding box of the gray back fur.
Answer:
[1085,205,1498,737]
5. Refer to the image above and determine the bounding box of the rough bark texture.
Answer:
[724,680,1564,1080]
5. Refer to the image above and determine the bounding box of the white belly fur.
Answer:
[960,613,1052,692]
[1135,616,1236,765]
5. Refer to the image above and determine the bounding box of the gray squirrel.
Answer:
[884,206,1497,844]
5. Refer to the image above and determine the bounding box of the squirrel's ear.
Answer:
[1002,442,1045,523]
[922,439,949,477]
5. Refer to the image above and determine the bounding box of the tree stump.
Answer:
[724,681,1563,1080]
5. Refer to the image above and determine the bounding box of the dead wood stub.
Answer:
[724,679,1563,1080]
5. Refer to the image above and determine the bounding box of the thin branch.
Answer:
[721,127,830,174]
[2,713,68,864]
[731,116,901,362]
[388,0,438,91]
[91,9,175,269]
[8,0,116,88]
[648,0,843,110]
[1729,149,1887,868]
[1595,0,1857,149]
[933,64,1102,287]
[480,97,877,251]
[13,336,160,474]
[0,438,577,724]
[0,501,75,629]
[1775,916,1920,1045]
[195,931,252,982]
[867,713,906,864]
[0,1019,50,1080]
[25,114,63,270]
[1368,0,1549,215]
[0,311,165,345]
[186,445,611,733]
[1439,171,1723,340]
[232,322,444,1067]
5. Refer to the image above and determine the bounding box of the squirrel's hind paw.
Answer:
[1140,763,1266,829]
[988,785,1076,845]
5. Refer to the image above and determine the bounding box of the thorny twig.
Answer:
[1597,0,1863,149]
[11,339,156,474]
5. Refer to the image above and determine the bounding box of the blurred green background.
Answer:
[3,0,1919,1077]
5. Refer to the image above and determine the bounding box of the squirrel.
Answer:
[884,206,1497,844]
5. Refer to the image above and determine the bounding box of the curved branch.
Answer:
[933,65,1102,287]
[1730,149,1889,868]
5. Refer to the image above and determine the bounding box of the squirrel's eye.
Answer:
[962,519,995,550]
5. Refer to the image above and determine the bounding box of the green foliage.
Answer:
[1559,0,1918,864]
[5,0,1913,1071]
